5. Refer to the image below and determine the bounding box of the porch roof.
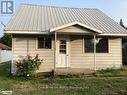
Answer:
[50,21,103,34]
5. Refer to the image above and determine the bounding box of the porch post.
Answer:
[54,31,57,71]
[93,34,96,72]
[27,39,29,55]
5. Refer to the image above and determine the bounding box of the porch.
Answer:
[53,22,102,73]
[51,22,122,74]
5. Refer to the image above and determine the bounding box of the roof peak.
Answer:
[21,3,98,10]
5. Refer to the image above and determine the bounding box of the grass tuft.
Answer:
[95,67,127,77]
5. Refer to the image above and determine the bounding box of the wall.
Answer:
[12,34,122,73]
[70,35,122,70]
[11,35,54,73]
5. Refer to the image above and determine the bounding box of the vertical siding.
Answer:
[12,35,54,73]
[70,36,122,70]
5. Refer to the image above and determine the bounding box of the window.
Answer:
[96,38,108,53]
[84,38,108,53]
[59,40,66,54]
[38,37,52,49]
[85,38,94,53]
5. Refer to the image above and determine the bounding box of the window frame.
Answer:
[36,36,52,50]
[83,37,109,54]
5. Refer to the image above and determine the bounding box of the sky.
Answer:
[0,0,127,37]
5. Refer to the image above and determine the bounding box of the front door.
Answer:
[56,37,70,67]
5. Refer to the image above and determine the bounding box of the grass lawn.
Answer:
[0,62,127,95]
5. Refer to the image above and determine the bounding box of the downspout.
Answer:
[93,34,96,72]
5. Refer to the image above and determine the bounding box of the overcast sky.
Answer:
[0,0,127,37]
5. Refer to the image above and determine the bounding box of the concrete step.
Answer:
[55,68,94,75]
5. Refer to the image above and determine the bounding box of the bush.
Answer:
[16,54,43,77]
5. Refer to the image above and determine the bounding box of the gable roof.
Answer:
[5,4,127,35]
[50,21,103,33]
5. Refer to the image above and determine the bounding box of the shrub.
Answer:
[16,54,43,77]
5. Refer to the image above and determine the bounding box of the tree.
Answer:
[0,34,12,47]
[120,19,125,28]
[120,19,127,44]
[120,19,127,30]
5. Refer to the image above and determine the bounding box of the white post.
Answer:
[93,35,96,72]
[54,31,57,71]
[27,39,29,55]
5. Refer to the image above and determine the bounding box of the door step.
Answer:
[55,68,94,75]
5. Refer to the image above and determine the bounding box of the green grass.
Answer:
[95,67,127,77]
[0,62,127,95]
[0,61,10,77]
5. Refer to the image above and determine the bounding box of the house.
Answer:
[4,4,127,74]
[0,43,11,63]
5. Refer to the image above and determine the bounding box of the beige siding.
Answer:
[57,25,94,34]
[12,35,54,73]
[12,34,122,73]
[70,36,122,70]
